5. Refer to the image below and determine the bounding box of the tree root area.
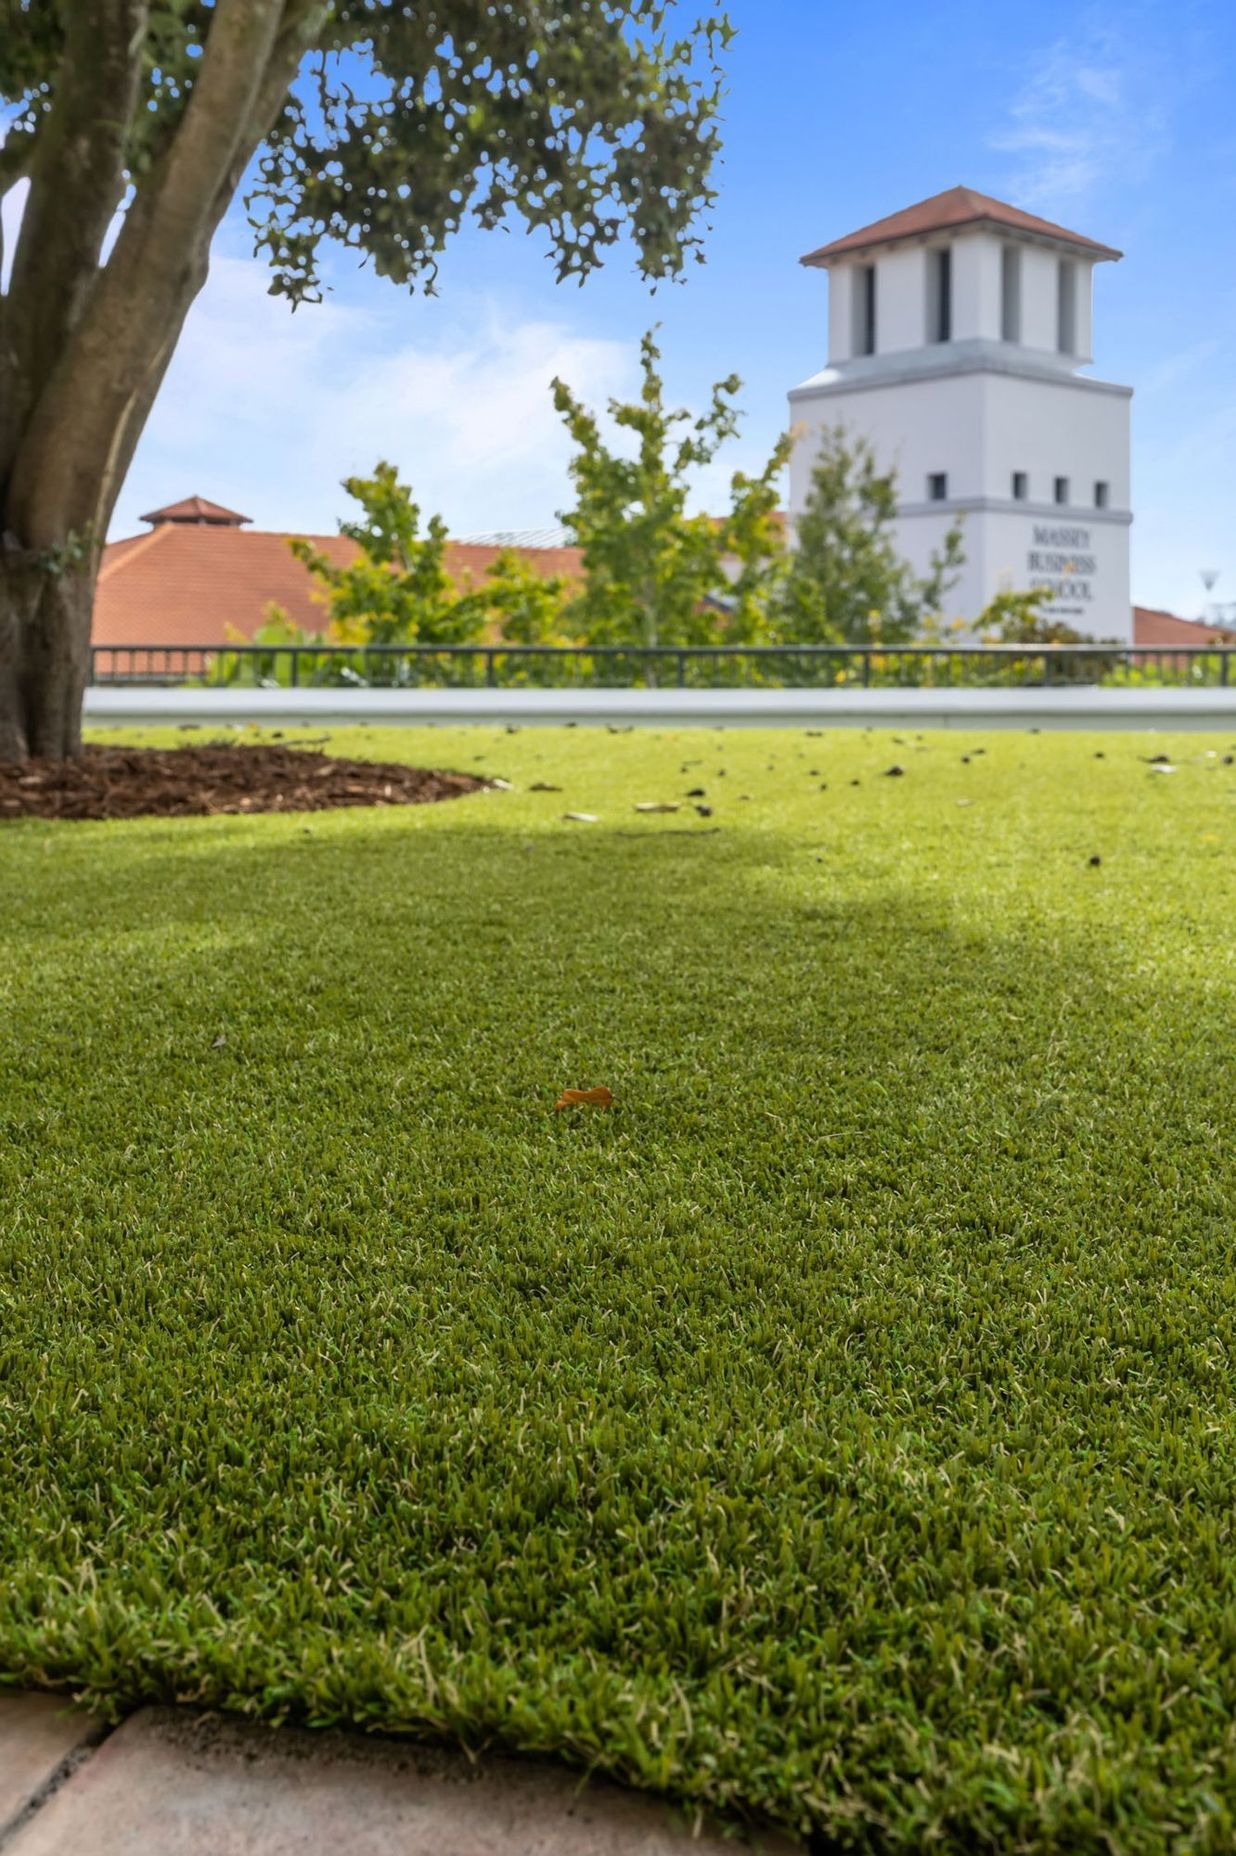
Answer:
[0,743,489,820]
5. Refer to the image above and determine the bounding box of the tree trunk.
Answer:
[0,551,95,760]
[0,1,320,763]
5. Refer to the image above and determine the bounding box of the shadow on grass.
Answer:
[0,815,1234,1852]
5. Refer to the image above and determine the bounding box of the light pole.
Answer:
[1200,568,1220,622]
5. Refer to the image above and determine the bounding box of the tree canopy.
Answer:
[0,1,731,757]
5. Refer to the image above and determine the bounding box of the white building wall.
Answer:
[952,235,1002,342]
[789,373,986,515]
[982,371,1129,509]
[789,364,1132,641]
[875,247,926,354]
[979,508,1130,635]
[827,270,852,365]
[1018,247,1059,353]
[874,507,986,614]
[1073,262,1094,364]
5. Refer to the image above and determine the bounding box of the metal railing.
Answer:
[89,641,1236,690]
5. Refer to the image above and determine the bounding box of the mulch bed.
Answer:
[0,743,489,821]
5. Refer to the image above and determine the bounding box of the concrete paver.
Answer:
[0,1694,102,1836]
[6,1706,796,1854]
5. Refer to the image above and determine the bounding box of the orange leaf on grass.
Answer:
[554,1086,614,1111]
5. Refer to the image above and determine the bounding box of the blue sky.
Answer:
[112,0,1236,618]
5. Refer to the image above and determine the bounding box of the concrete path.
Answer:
[85,682,1236,732]
[0,1695,103,1839]
[0,1695,794,1854]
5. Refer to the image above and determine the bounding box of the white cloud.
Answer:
[112,252,773,540]
[112,255,637,540]
[990,21,1166,209]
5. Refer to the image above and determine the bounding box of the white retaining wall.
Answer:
[85,685,1236,732]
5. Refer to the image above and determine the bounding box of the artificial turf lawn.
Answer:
[2,723,1235,1852]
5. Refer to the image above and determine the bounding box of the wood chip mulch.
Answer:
[0,743,489,821]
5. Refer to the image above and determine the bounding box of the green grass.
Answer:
[2,723,1235,1852]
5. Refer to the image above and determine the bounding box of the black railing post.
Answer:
[486,649,496,688]
[677,651,686,688]
[862,651,871,688]
[290,650,299,688]
[1222,652,1229,688]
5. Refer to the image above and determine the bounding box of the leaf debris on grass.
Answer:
[554,1085,615,1111]
[1,722,1234,1854]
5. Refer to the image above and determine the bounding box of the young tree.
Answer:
[290,462,483,646]
[478,551,572,648]
[0,4,731,759]
[977,588,1085,644]
[723,449,793,645]
[778,426,964,645]
[552,329,788,657]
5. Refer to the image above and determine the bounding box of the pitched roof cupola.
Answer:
[140,495,252,528]
[800,185,1123,267]
[799,185,1122,371]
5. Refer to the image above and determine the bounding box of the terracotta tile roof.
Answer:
[94,520,583,648]
[801,186,1123,268]
[140,494,252,526]
[1132,605,1236,648]
[438,540,584,590]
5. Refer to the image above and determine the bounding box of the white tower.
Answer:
[788,187,1133,641]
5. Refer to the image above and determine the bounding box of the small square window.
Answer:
[1094,480,1110,509]
[1054,476,1070,506]
[927,472,948,502]
[1012,471,1028,501]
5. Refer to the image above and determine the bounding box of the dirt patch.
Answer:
[0,743,489,821]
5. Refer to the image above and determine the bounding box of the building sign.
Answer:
[1027,524,1096,606]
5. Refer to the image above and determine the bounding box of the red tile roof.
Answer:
[1132,605,1236,648]
[139,494,252,526]
[801,186,1123,268]
[94,518,583,648]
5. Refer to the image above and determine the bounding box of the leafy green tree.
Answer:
[290,463,483,646]
[778,426,964,645]
[552,330,789,657]
[722,449,793,645]
[0,4,731,758]
[978,588,1085,644]
[479,551,572,648]
[975,588,1120,685]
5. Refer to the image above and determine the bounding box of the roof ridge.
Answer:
[97,523,170,581]
[179,526,581,553]
[800,185,1122,267]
